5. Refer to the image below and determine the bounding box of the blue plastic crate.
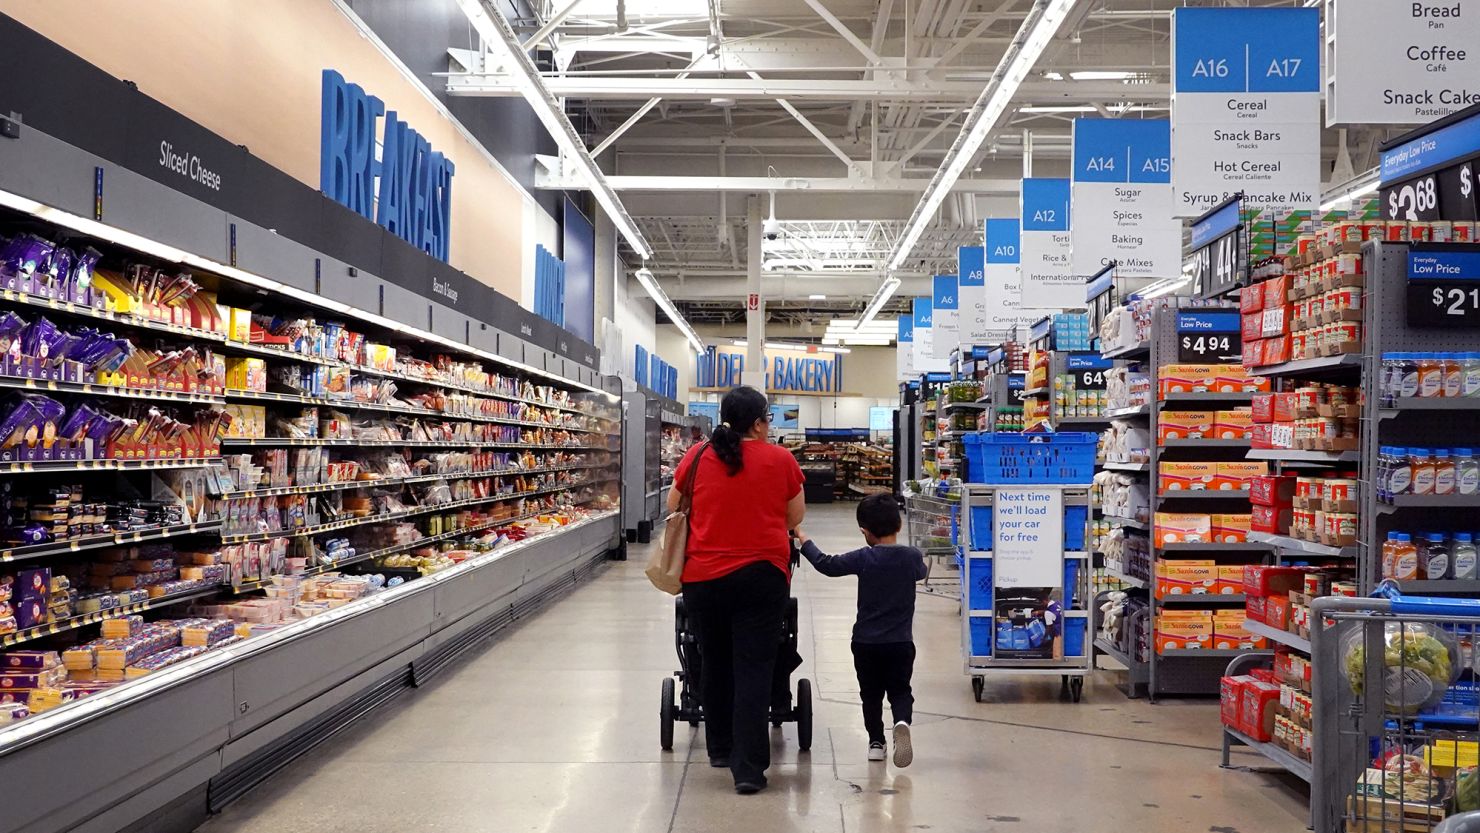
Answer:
[969,505,992,549]
[969,616,993,655]
[1064,505,1088,550]
[1064,618,1087,657]
[967,556,993,610]
[1064,560,1080,606]
[962,432,1098,484]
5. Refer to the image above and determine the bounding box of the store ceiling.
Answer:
[455,0,1401,329]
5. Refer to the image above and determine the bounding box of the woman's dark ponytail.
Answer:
[711,385,769,474]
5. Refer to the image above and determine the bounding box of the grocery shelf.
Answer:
[221,437,610,451]
[0,288,229,343]
[1093,637,1144,671]
[1103,341,1150,359]
[1104,515,1149,531]
[1389,578,1480,594]
[1105,404,1151,419]
[1158,438,1250,448]
[222,388,606,434]
[1102,461,1150,472]
[0,375,227,406]
[1158,648,1246,657]
[0,457,223,474]
[1055,415,1111,425]
[1157,594,1246,605]
[1380,396,1480,416]
[1242,619,1311,653]
[1247,531,1357,558]
[945,401,988,410]
[1157,541,1270,553]
[1022,386,1049,397]
[1377,494,1480,513]
[219,463,606,501]
[1104,567,1149,589]
[0,585,219,648]
[1247,353,1362,378]
[1158,392,1256,405]
[0,521,223,564]
[1156,489,1252,502]
[1246,449,1359,463]
[1223,726,1314,782]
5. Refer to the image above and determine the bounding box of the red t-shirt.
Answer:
[674,440,804,583]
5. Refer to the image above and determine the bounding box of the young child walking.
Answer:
[794,494,928,767]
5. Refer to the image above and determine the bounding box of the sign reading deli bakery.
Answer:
[1329,1,1480,126]
[694,345,844,395]
[321,69,456,263]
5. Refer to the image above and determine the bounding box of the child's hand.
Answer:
[792,527,809,544]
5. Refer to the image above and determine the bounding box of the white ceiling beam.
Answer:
[590,55,710,157]
[799,0,882,65]
[935,0,1014,65]
[525,0,588,51]
[745,71,856,170]
[535,173,1020,193]
[448,76,1169,101]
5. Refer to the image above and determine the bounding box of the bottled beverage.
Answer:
[1465,354,1480,398]
[1444,354,1464,398]
[1424,533,1451,580]
[1389,447,1414,498]
[1380,353,1400,407]
[1412,448,1437,496]
[1382,532,1401,579]
[1459,448,1480,496]
[1436,449,1457,496]
[1455,533,1478,580]
[1419,355,1444,398]
[1392,533,1419,581]
[1399,354,1421,399]
[1376,446,1393,502]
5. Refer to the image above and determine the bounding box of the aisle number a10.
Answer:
[1190,58,1305,79]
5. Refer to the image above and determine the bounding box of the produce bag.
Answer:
[1343,622,1460,714]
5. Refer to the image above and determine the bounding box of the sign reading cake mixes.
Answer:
[1019,178,1077,309]
[1327,0,1480,126]
[1070,118,1180,279]
[1170,6,1321,217]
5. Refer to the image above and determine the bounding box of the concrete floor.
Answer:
[199,502,1310,833]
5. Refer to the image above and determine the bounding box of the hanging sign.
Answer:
[932,275,960,359]
[1327,0,1480,126]
[994,488,1064,588]
[1070,119,1180,279]
[694,345,844,394]
[985,218,1054,332]
[897,314,915,381]
[958,246,988,343]
[1408,245,1480,327]
[1019,178,1077,308]
[912,298,950,373]
[1170,7,1321,218]
[1176,312,1241,362]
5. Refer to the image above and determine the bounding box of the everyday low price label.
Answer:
[1066,354,1111,390]
[1408,246,1480,327]
[1177,312,1241,361]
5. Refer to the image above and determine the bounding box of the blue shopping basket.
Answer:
[962,432,1098,484]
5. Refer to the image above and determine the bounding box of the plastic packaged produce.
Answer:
[1458,766,1480,812]
[1343,622,1459,713]
[1382,754,1445,804]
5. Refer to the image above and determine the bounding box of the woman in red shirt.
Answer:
[669,385,805,794]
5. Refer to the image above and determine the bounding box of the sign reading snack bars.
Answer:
[958,246,987,343]
[1171,6,1320,217]
[1070,119,1180,279]
[1328,0,1480,126]
[1019,178,1077,309]
[897,314,915,381]
[932,274,960,359]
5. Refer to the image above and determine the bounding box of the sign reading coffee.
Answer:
[320,69,456,262]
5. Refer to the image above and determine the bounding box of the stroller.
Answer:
[658,547,813,752]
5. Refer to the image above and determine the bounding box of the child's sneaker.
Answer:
[892,722,913,768]
[868,742,886,762]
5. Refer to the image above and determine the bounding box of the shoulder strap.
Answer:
[677,440,711,513]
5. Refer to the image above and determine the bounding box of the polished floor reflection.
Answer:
[200,502,1309,833]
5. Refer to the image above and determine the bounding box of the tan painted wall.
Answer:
[1,0,530,300]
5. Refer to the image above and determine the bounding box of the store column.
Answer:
[743,194,766,390]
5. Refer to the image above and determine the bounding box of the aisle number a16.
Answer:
[1190,58,1304,79]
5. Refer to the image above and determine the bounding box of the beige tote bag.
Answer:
[646,441,710,594]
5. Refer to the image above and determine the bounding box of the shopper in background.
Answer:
[669,385,805,794]
[794,494,926,768]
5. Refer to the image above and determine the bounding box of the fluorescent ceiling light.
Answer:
[454,0,653,260]
[635,267,706,354]
[1019,106,1097,114]
[858,275,902,327]
[1136,276,1191,300]
[1319,177,1380,212]
[808,294,828,300]
[886,0,1076,273]
[1044,70,1143,81]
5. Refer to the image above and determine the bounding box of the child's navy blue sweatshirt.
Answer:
[799,540,928,644]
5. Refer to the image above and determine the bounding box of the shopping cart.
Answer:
[905,491,958,596]
[1310,587,1480,832]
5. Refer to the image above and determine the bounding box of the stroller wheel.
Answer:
[796,678,813,752]
[660,677,676,751]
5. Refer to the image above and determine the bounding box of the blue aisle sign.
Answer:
[1190,199,1242,249]
[695,345,843,393]
[984,218,1021,262]
[1022,178,1071,231]
[898,315,915,342]
[1173,7,1320,94]
[958,245,987,341]
[933,275,960,311]
[1072,118,1172,184]
[931,274,959,360]
[321,70,456,262]
[958,247,985,287]
[913,296,934,328]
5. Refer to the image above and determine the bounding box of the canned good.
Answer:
[1326,478,1357,503]
[1411,222,1434,242]
[1386,221,1411,242]
[1333,320,1361,346]
[1432,220,1454,243]
[1455,222,1477,243]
